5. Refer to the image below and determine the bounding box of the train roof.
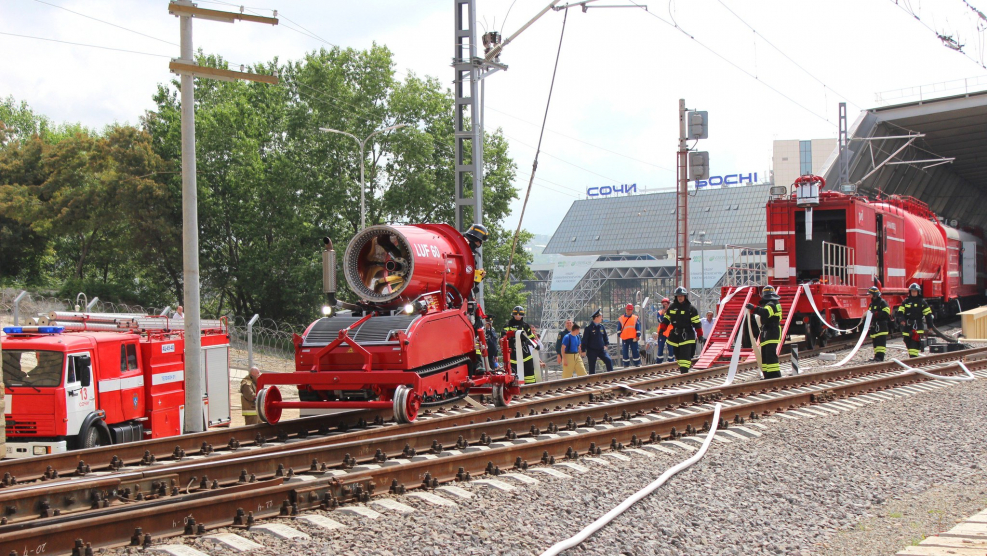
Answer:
[821,90,987,233]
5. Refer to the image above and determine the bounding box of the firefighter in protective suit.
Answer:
[748,285,782,379]
[867,286,891,361]
[897,283,933,358]
[463,223,491,371]
[240,366,261,425]
[659,287,703,374]
[503,306,538,384]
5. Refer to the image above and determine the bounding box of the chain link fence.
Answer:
[1,288,299,373]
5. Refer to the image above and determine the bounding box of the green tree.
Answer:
[144,45,525,323]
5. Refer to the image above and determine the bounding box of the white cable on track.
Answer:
[892,358,976,382]
[539,403,723,556]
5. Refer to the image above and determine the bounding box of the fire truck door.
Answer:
[65,353,96,436]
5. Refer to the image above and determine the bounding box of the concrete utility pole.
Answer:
[168,0,278,433]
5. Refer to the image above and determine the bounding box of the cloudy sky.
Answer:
[3,0,986,236]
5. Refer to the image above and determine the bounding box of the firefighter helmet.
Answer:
[908,283,921,294]
[512,305,525,317]
[867,286,881,297]
[761,285,779,300]
[464,223,489,247]
[673,286,688,297]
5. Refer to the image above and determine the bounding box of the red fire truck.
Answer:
[1,315,230,458]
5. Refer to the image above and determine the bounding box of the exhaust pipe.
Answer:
[322,237,338,315]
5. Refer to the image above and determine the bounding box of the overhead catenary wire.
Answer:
[502,8,570,294]
[627,0,837,126]
[0,31,172,58]
[886,0,987,68]
[714,0,864,110]
[33,0,179,46]
[488,106,673,171]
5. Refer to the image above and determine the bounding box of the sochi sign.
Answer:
[692,172,758,188]
[587,183,637,197]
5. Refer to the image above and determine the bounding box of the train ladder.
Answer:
[694,287,757,369]
[776,286,803,356]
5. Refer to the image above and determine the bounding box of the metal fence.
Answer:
[0,289,300,373]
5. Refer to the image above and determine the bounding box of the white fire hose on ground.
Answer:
[892,358,976,382]
[539,403,723,556]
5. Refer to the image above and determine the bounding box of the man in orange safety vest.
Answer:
[618,303,642,367]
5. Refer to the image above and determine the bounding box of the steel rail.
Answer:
[0,348,979,553]
[0,338,857,485]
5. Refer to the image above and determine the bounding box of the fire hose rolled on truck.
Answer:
[255,223,521,424]
[1,314,231,458]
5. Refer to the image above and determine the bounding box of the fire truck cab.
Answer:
[1,325,230,458]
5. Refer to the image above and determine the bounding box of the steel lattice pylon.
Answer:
[538,269,610,343]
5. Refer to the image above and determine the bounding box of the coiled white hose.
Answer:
[539,403,723,556]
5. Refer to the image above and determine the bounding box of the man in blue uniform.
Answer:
[583,309,613,374]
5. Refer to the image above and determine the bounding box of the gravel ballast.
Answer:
[108,334,987,556]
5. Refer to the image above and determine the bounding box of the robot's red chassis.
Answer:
[255,223,520,424]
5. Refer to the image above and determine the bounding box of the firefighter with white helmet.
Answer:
[867,286,891,361]
[747,285,782,379]
[659,287,702,374]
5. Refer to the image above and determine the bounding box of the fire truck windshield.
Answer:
[2,350,64,387]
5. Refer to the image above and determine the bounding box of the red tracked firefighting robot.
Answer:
[255,223,520,424]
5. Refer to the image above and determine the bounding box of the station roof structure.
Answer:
[821,90,987,230]
[542,184,770,256]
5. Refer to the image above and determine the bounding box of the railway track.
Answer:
[1,344,979,555]
[0,337,856,485]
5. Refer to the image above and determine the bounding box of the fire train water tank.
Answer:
[343,223,476,309]
[874,203,946,281]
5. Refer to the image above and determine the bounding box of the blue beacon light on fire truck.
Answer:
[2,326,65,334]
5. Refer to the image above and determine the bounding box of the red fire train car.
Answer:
[255,223,519,424]
[699,175,984,367]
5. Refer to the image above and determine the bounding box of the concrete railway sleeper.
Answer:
[0,347,979,554]
[0,338,858,486]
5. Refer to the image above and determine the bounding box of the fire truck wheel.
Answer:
[256,386,283,425]
[81,425,104,449]
[492,383,512,407]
